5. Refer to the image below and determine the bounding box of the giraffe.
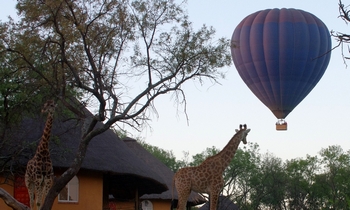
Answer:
[25,100,56,210]
[172,124,250,210]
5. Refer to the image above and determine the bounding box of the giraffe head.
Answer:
[42,100,56,115]
[235,124,250,144]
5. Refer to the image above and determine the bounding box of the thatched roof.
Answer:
[199,196,240,210]
[1,107,168,197]
[123,137,206,206]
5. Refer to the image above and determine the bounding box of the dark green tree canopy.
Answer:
[0,0,231,209]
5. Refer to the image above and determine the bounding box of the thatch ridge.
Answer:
[123,137,206,206]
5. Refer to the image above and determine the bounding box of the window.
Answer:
[58,176,79,202]
[141,200,153,210]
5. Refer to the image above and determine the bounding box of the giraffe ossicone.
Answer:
[172,124,250,210]
[25,100,56,210]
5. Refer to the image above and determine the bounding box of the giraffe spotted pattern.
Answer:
[172,124,250,210]
[25,100,56,210]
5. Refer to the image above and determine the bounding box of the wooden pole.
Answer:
[135,188,139,210]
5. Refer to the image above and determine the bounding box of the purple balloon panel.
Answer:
[231,8,331,119]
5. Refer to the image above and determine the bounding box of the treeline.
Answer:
[139,141,350,209]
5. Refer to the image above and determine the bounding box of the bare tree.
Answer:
[332,0,350,63]
[0,0,231,209]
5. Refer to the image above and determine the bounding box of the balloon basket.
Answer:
[276,120,287,131]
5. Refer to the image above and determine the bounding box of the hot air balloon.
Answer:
[231,8,331,130]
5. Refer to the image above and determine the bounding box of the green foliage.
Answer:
[0,52,45,135]
[191,146,219,166]
[234,145,350,209]
[318,145,350,209]
[138,140,185,172]
[284,156,318,209]
[141,140,350,209]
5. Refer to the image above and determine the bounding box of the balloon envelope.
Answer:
[231,8,331,119]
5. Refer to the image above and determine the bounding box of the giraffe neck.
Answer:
[215,131,243,170]
[35,113,53,155]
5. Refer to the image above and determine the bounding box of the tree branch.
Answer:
[0,188,30,210]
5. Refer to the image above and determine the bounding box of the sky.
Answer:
[1,0,350,161]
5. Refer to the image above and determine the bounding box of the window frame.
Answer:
[58,175,79,203]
